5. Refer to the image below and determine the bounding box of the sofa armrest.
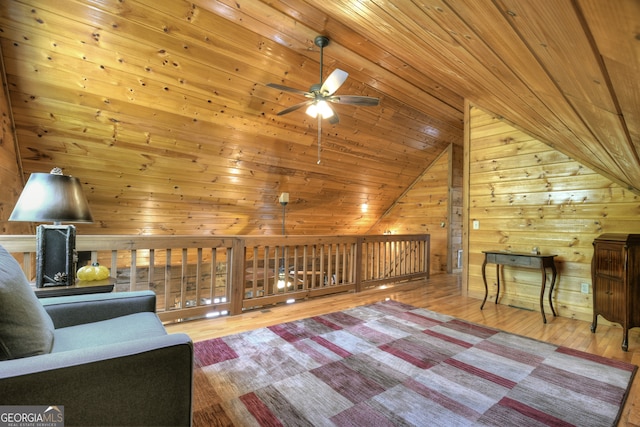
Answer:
[0,333,193,427]
[41,290,157,328]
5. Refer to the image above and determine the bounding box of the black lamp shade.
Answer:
[9,172,93,224]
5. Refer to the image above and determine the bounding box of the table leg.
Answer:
[540,266,547,323]
[548,264,557,317]
[481,257,488,310]
[495,264,500,304]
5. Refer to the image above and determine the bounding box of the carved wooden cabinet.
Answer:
[590,234,640,351]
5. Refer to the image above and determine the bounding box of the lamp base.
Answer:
[36,225,76,287]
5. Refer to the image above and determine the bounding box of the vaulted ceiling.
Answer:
[0,0,638,235]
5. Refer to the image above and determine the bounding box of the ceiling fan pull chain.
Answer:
[317,115,322,164]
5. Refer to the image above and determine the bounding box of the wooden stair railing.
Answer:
[1,234,429,322]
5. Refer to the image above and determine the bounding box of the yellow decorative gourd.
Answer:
[77,262,110,281]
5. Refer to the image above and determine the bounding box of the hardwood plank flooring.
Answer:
[165,273,640,426]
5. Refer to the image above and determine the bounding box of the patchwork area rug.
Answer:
[192,300,636,426]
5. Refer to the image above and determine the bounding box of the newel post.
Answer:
[229,237,246,315]
[425,234,431,279]
[355,237,363,292]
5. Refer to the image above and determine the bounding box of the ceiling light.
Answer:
[305,100,334,119]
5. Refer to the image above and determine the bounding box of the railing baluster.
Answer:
[131,250,138,292]
[320,245,324,286]
[273,246,280,294]
[293,245,299,291]
[164,248,172,312]
[326,244,332,286]
[149,249,155,293]
[263,246,269,298]
[302,245,308,289]
[211,248,218,304]
[181,248,188,310]
[378,241,382,278]
[311,245,317,288]
[249,247,257,300]
[400,241,405,275]
[196,248,202,306]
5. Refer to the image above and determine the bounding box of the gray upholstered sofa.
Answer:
[0,245,193,426]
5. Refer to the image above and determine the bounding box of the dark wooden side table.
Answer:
[481,251,558,323]
[33,278,116,298]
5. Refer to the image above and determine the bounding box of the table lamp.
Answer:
[9,168,93,287]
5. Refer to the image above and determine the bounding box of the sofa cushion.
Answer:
[0,245,55,360]
[52,312,167,353]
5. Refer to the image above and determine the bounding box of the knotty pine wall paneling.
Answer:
[368,146,453,275]
[0,49,30,235]
[465,105,640,322]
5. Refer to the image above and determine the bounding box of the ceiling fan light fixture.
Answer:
[318,101,334,119]
[306,100,334,119]
[305,103,318,118]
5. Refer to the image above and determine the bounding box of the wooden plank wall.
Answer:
[0,51,29,235]
[369,146,453,275]
[466,105,640,322]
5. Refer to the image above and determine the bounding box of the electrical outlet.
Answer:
[472,220,480,230]
[581,283,590,294]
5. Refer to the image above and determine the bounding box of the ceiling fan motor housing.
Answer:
[314,36,329,48]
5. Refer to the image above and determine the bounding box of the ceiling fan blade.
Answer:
[276,100,312,116]
[328,105,339,125]
[328,95,380,106]
[320,69,348,96]
[266,83,312,97]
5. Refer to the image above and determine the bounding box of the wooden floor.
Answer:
[166,273,640,426]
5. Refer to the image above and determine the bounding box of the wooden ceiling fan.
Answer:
[267,36,380,164]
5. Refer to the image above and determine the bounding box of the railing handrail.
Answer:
[1,234,428,249]
[0,234,379,252]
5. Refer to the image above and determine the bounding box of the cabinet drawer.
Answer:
[489,253,541,268]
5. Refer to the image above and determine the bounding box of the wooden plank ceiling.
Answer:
[0,0,637,235]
